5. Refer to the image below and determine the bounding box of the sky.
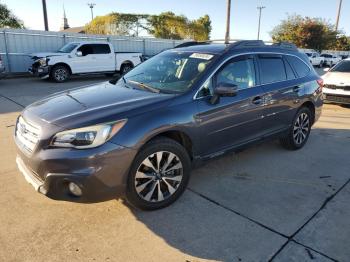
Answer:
[2,0,349,41]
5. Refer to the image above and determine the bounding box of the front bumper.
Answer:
[323,87,350,105]
[28,65,50,78]
[15,140,138,203]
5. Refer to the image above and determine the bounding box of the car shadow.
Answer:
[122,127,350,261]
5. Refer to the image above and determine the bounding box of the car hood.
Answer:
[23,81,176,128]
[29,52,65,59]
[322,72,350,85]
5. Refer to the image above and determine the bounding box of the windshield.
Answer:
[305,53,311,57]
[120,51,216,93]
[330,60,350,72]
[57,43,79,53]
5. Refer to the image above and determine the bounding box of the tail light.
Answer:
[316,79,324,93]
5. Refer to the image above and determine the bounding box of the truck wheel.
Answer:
[318,61,322,68]
[50,65,70,83]
[120,63,133,75]
[280,107,312,150]
[126,137,191,210]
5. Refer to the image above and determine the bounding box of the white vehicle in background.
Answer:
[305,52,324,67]
[29,41,143,82]
[322,58,350,105]
[320,53,342,67]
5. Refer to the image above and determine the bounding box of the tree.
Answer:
[271,15,338,52]
[85,11,212,41]
[0,3,24,28]
[332,35,350,51]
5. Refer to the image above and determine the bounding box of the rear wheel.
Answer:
[50,65,70,83]
[280,107,312,150]
[126,138,191,210]
[120,63,133,75]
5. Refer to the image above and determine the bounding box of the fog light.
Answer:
[68,182,82,196]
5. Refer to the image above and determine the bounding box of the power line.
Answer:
[87,3,96,21]
[257,6,265,40]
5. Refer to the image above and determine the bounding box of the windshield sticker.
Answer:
[190,53,214,60]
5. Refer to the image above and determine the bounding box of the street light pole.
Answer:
[42,0,49,31]
[87,3,96,21]
[257,6,265,40]
[225,0,231,44]
[335,0,342,31]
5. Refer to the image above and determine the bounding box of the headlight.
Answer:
[38,58,49,66]
[51,120,127,149]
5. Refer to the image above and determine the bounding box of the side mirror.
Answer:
[76,51,83,57]
[210,82,238,104]
[323,68,330,72]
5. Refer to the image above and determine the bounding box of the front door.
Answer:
[195,55,266,157]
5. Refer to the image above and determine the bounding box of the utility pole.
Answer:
[225,0,231,44]
[42,0,49,31]
[87,3,96,21]
[257,6,265,40]
[335,0,342,31]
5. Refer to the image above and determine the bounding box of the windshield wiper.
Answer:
[127,80,160,93]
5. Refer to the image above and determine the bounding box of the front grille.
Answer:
[324,94,350,104]
[15,116,41,154]
[325,84,350,91]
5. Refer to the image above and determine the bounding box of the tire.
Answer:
[120,63,133,75]
[280,107,312,150]
[318,61,322,68]
[126,137,191,210]
[50,65,70,83]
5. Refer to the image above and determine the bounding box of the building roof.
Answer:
[59,26,85,34]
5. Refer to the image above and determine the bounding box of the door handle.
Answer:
[293,86,300,92]
[252,96,263,105]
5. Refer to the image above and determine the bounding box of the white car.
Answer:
[305,52,324,67]
[320,53,342,67]
[322,58,350,105]
[29,41,143,82]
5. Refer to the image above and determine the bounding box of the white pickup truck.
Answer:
[320,53,342,67]
[29,41,143,82]
[305,52,324,67]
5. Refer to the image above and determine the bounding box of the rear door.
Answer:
[257,54,298,135]
[195,54,266,156]
[91,44,115,72]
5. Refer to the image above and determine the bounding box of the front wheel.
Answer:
[50,65,70,83]
[126,138,191,210]
[280,107,312,150]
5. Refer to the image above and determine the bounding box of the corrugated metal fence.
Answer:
[0,28,185,73]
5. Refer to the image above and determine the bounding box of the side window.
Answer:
[215,57,256,90]
[283,57,296,80]
[92,44,111,54]
[286,56,310,78]
[259,56,286,84]
[77,44,94,56]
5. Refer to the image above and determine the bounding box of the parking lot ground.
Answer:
[0,76,349,261]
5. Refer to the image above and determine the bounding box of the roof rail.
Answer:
[174,41,209,48]
[174,39,298,52]
[226,40,298,51]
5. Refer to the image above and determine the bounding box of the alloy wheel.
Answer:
[293,112,310,145]
[54,69,68,81]
[134,151,183,202]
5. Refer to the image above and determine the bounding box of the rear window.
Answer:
[286,56,310,78]
[259,56,286,84]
